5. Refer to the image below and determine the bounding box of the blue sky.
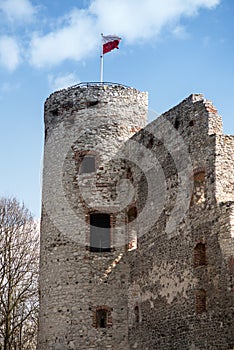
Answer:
[0,0,233,218]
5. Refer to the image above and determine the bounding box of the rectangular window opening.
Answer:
[90,213,111,253]
[79,155,95,174]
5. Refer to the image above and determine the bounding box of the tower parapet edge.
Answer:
[44,83,147,140]
[38,83,148,350]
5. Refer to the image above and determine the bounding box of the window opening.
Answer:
[194,242,206,268]
[134,305,139,323]
[79,155,95,174]
[127,207,137,223]
[174,118,180,129]
[127,207,137,251]
[195,289,206,314]
[90,213,111,252]
[93,307,112,328]
[96,309,108,328]
[191,171,205,205]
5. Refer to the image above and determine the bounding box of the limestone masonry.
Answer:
[38,83,234,350]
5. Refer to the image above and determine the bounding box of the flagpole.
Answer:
[100,33,104,83]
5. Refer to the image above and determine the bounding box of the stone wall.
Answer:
[39,85,234,350]
[215,135,234,203]
[38,83,148,350]
[128,95,234,350]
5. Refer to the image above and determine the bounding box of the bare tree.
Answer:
[0,197,39,350]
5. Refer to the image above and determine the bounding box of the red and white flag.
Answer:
[102,35,121,54]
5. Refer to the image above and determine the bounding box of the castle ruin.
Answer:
[38,83,234,350]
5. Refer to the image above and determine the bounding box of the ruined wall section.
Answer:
[127,94,221,238]
[157,94,223,206]
[217,202,234,287]
[39,84,148,350]
[215,135,234,203]
[128,95,234,350]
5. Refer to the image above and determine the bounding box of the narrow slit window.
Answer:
[127,207,137,251]
[134,305,140,323]
[90,213,111,252]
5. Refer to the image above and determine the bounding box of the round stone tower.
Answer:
[38,83,148,350]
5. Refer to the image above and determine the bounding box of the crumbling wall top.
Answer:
[148,93,223,137]
[44,82,148,135]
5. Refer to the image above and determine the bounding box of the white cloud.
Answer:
[48,73,80,92]
[29,0,221,68]
[0,36,21,71]
[30,9,98,68]
[0,0,36,22]
[91,0,221,42]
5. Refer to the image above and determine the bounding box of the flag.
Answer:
[102,35,121,54]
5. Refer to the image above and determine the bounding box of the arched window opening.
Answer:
[191,171,206,205]
[90,213,111,252]
[195,289,206,314]
[93,307,112,328]
[79,154,95,174]
[194,242,206,268]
